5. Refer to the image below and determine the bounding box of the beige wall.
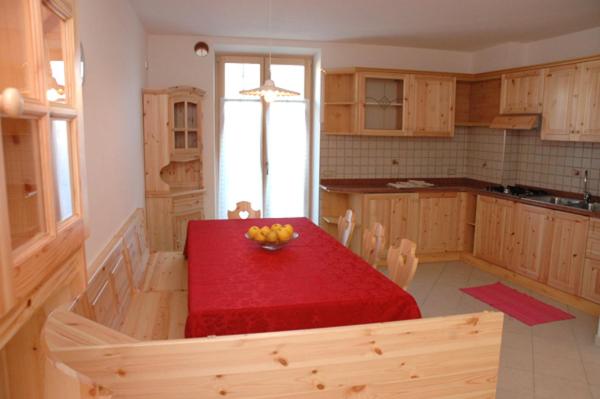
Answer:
[80,0,147,265]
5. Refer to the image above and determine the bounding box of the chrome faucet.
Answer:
[584,170,592,204]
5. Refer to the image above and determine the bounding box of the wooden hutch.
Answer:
[143,86,205,251]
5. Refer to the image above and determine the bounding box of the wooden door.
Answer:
[406,75,456,137]
[582,259,600,304]
[173,210,203,251]
[418,192,460,254]
[510,204,552,280]
[576,60,600,142]
[546,211,588,294]
[388,193,419,248]
[499,70,544,114]
[541,64,579,140]
[473,196,515,267]
[361,195,392,256]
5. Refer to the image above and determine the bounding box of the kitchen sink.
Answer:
[527,195,600,212]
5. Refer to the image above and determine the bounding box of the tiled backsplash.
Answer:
[320,127,600,196]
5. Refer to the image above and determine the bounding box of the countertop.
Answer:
[320,178,600,218]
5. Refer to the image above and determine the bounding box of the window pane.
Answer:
[270,64,305,98]
[1,117,45,249]
[0,0,36,98]
[42,5,67,103]
[187,102,197,129]
[51,120,74,222]
[218,99,263,218]
[173,102,185,129]
[265,101,308,217]
[224,63,261,99]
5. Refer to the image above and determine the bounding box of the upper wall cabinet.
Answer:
[357,71,409,136]
[323,71,357,134]
[499,70,544,114]
[406,75,456,137]
[541,61,600,142]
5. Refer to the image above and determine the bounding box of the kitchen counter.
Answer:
[320,178,600,218]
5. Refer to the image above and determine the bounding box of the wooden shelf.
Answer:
[321,216,339,225]
[324,102,355,106]
[455,121,490,127]
[170,153,201,163]
[365,102,403,107]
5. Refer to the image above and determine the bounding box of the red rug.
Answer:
[460,282,575,326]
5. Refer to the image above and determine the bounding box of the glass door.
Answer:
[171,97,201,154]
[358,72,408,134]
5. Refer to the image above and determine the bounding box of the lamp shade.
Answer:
[239,79,300,102]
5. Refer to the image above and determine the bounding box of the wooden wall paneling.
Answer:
[510,204,553,280]
[143,93,171,194]
[417,192,460,254]
[576,60,600,141]
[123,220,145,289]
[388,193,420,248]
[406,75,456,136]
[541,64,579,140]
[473,196,515,267]
[499,69,544,114]
[546,211,588,295]
[45,311,504,399]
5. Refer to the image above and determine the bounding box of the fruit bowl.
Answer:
[245,231,299,251]
[245,224,298,251]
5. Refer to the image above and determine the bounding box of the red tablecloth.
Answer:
[184,217,421,338]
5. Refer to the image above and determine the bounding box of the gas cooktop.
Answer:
[485,185,550,198]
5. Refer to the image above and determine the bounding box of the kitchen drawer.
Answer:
[172,192,203,214]
[582,258,600,304]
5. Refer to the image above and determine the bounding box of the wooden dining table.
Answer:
[184,217,421,338]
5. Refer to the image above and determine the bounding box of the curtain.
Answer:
[217,99,263,219]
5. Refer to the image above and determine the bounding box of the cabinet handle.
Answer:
[0,87,24,117]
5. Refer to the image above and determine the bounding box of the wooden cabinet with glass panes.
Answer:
[143,86,205,252]
[0,0,88,392]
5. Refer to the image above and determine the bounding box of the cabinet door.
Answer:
[357,72,408,135]
[541,65,579,141]
[500,70,544,114]
[0,122,15,316]
[582,259,600,304]
[388,194,419,248]
[406,75,456,137]
[510,204,552,280]
[361,195,392,256]
[418,192,460,254]
[547,211,588,294]
[173,210,203,252]
[473,196,514,267]
[576,60,600,142]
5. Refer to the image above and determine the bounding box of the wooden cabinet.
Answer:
[406,75,456,137]
[510,204,552,280]
[541,64,579,140]
[323,71,357,134]
[546,211,588,294]
[500,70,544,114]
[473,196,515,267]
[576,60,600,142]
[143,87,205,251]
[541,61,600,142]
[417,192,460,253]
[389,194,420,247]
[357,71,409,136]
[582,259,600,303]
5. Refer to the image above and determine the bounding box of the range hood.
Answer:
[490,114,539,130]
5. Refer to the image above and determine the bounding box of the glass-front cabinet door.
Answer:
[170,95,201,156]
[357,72,408,135]
[0,0,83,320]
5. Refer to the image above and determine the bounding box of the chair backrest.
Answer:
[227,201,261,220]
[337,209,355,248]
[387,238,419,289]
[362,222,385,267]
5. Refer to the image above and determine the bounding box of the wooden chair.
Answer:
[362,223,385,267]
[337,209,355,248]
[227,201,261,220]
[386,239,419,290]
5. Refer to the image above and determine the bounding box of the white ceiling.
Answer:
[128,0,600,51]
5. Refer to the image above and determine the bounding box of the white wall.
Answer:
[146,34,472,218]
[80,0,147,266]
[472,26,600,73]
